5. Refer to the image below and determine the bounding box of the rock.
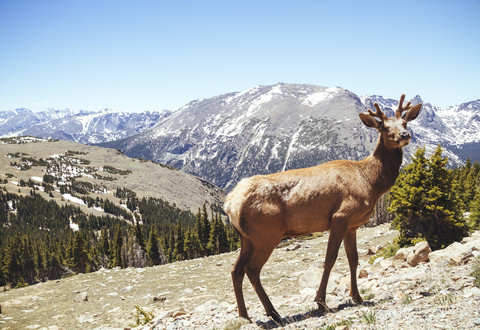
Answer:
[407,241,431,267]
[372,256,384,266]
[287,244,302,251]
[153,296,166,302]
[358,269,368,278]
[299,265,322,288]
[394,247,413,261]
[379,259,394,270]
[194,300,218,313]
[392,259,409,269]
[171,308,187,318]
[74,292,88,302]
[367,246,378,255]
[448,255,462,266]
[367,244,384,255]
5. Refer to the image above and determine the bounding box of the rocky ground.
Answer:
[1,223,479,329]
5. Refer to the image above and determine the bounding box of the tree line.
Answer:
[0,189,239,288]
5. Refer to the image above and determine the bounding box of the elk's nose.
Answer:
[400,131,411,140]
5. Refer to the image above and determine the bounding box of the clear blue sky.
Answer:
[1,0,479,112]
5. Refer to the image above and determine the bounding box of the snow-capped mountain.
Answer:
[0,108,171,144]
[5,84,478,191]
[102,83,479,190]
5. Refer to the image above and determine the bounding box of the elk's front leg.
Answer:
[344,228,363,304]
[315,221,347,312]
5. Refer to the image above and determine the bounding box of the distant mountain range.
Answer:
[3,83,479,190]
[100,83,480,190]
[0,108,170,144]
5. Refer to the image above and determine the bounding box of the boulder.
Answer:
[358,269,368,279]
[394,247,413,261]
[407,241,431,267]
[74,292,88,302]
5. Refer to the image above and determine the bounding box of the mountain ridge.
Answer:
[101,83,480,190]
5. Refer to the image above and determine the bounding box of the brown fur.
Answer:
[225,94,422,322]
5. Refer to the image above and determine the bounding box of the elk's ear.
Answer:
[404,103,422,122]
[359,113,380,128]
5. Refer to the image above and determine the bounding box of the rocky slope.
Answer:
[1,223,479,329]
[102,83,480,190]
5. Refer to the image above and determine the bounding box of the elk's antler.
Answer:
[368,102,387,122]
[396,94,412,118]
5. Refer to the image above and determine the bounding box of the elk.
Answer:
[224,94,422,322]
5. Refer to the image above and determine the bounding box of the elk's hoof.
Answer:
[316,301,330,313]
[267,310,283,324]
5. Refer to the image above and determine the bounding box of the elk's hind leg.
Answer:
[231,236,254,321]
[245,236,283,323]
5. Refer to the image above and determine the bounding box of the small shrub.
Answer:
[434,293,456,306]
[222,318,251,330]
[471,258,480,288]
[369,242,400,264]
[360,288,375,300]
[131,305,154,327]
[360,310,376,324]
[401,295,413,305]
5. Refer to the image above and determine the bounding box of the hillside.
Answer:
[0,223,479,329]
[101,83,480,190]
[0,136,224,213]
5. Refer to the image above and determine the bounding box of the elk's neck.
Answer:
[368,135,403,195]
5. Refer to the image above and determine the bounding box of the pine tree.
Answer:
[71,232,88,273]
[464,162,480,209]
[99,228,111,268]
[470,186,480,229]
[111,226,123,268]
[195,204,211,255]
[184,228,201,259]
[173,223,186,261]
[389,145,469,250]
[207,213,229,255]
[3,236,21,286]
[134,219,145,251]
[146,226,161,266]
[21,235,36,283]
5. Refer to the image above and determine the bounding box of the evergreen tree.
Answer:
[184,228,201,259]
[195,204,211,255]
[21,235,36,283]
[464,162,480,209]
[470,186,480,229]
[111,226,123,268]
[173,223,186,261]
[135,219,145,251]
[146,226,161,266]
[389,145,469,250]
[207,213,229,255]
[3,236,21,287]
[99,228,111,268]
[71,232,88,273]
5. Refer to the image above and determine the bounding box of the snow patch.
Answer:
[70,221,79,231]
[302,87,341,107]
[31,176,43,183]
[62,194,86,206]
